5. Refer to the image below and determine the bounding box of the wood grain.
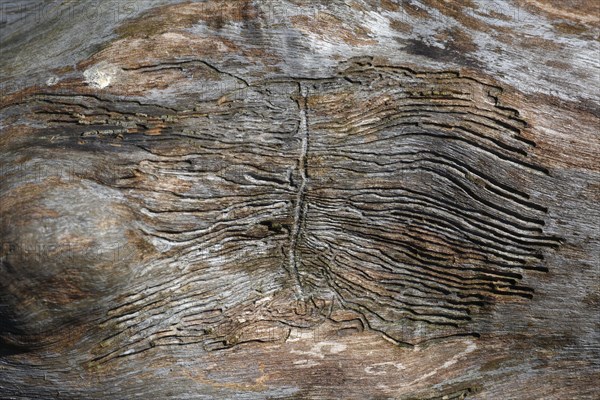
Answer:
[1,1,598,399]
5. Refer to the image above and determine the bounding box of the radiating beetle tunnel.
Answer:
[0,58,561,365]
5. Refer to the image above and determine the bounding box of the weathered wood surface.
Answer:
[0,1,598,399]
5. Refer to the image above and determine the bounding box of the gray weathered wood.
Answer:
[1,1,599,399]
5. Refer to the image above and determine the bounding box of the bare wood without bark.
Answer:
[0,1,599,399]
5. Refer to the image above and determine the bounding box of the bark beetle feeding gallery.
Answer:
[2,58,561,361]
[1,1,598,399]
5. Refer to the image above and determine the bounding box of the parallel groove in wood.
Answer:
[0,59,561,363]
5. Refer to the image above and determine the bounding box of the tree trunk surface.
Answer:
[1,1,598,399]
